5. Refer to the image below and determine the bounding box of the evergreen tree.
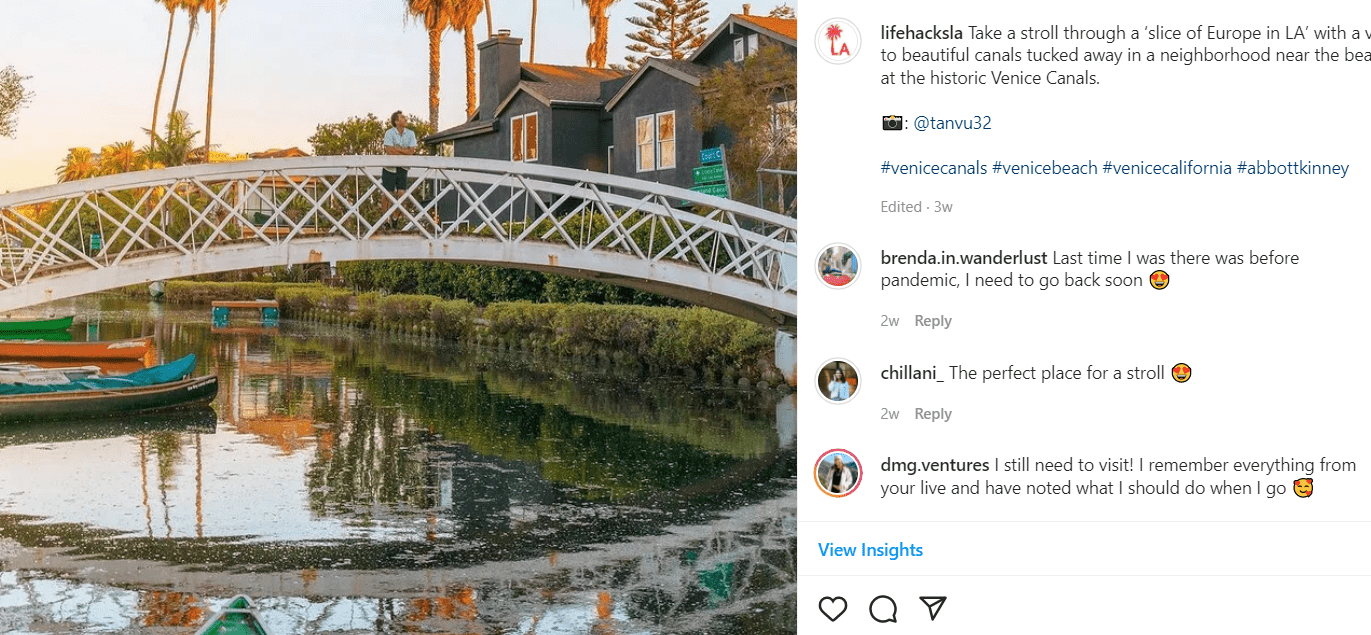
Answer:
[768,4,794,19]
[623,0,709,69]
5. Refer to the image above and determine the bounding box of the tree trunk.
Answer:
[529,0,538,62]
[484,0,493,38]
[465,29,477,120]
[170,14,196,117]
[204,4,218,159]
[428,27,441,130]
[151,11,175,151]
[587,10,609,67]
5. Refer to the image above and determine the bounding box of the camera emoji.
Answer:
[882,115,903,131]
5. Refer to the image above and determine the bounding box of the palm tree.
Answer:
[144,110,200,168]
[169,0,203,116]
[455,0,484,120]
[529,0,538,62]
[98,141,147,175]
[56,148,99,182]
[404,0,465,130]
[150,0,179,152]
[582,0,620,68]
[203,0,227,159]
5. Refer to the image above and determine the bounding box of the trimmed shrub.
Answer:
[431,299,479,339]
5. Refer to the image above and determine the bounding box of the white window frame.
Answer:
[656,111,676,170]
[746,34,759,57]
[510,112,539,162]
[635,111,677,172]
[770,99,797,148]
[635,115,655,172]
[733,37,745,62]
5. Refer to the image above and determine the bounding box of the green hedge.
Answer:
[336,261,682,307]
[431,299,479,340]
[165,280,319,303]
[478,301,771,370]
[167,282,777,376]
[275,286,353,315]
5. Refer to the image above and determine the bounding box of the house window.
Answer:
[657,112,676,169]
[635,111,676,172]
[733,37,745,61]
[770,99,797,147]
[747,34,759,57]
[511,113,538,162]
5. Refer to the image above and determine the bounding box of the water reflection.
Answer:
[0,297,795,634]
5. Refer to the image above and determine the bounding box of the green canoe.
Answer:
[194,595,272,635]
[0,315,73,333]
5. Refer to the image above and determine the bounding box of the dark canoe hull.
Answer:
[0,315,73,333]
[0,375,218,422]
[0,336,152,360]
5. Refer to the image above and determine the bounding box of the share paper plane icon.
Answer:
[919,596,947,621]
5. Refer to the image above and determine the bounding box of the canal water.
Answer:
[0,296,796,634]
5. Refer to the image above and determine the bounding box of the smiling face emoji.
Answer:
[1294,478,1313,498]
[1171,363,1192,383]
[1150,270,1170,290]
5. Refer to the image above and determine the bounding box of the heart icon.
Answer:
[819,596,847,622]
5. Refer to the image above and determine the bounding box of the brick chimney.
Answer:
[742,3,750,14]
[478,30,522,122]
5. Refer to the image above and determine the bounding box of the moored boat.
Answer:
[0,362,102,385]
[0,335,152,360]
[0,354,218,421]
[0,330,74,342]
[194,595,271,635]
[0,315,74,333]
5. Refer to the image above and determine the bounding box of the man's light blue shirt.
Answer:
[384,127,417,149]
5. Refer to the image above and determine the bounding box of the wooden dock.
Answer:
[211,300,280,325]
[211,300,279,310]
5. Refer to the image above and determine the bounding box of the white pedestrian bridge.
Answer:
[0,156,796,330]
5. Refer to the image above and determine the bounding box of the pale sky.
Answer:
[0,0,778,193]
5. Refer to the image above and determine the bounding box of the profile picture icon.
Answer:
[815,18,860,64]
[815,449,861,497]
[817,244,859,288]
[817,359,859,403]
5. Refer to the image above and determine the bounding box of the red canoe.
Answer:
[0,336,154,361]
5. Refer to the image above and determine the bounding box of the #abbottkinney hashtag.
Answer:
[877,159,1351,178]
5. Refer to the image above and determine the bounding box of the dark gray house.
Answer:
[425,10,796,201]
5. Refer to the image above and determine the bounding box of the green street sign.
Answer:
[693,164,726,184]
[89,233,102,252]
[691,183,729,198]
[700,147,724,164]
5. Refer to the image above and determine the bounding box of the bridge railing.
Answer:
[0,156,797,295]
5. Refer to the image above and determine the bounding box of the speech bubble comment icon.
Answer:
[818,596,847,621]
[869,595,897,623]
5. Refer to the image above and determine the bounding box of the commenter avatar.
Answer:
[817,359,859,404]
[817,244,859,288]
[815,450,861,497]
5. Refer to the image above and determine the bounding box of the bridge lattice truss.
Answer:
[0,157,796,328]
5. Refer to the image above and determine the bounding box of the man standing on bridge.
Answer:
[382,111,417,198]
